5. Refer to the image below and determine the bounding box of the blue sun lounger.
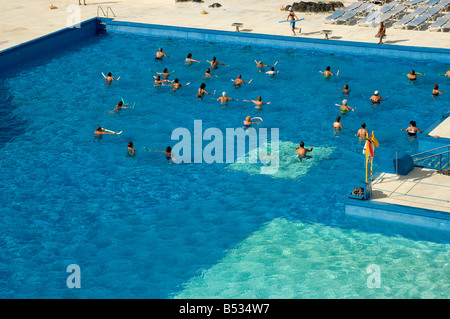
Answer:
[393,4,429,28]
[429,12,450,31]
[335,2,375,25]
[406,6,442,29]
[324,1,364,24]
[378,5,408,24]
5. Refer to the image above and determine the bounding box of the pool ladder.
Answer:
[96,6,116,34]
[412,144,450,170]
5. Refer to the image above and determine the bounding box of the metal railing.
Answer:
[412,144,450,170]
[97,6,116,18]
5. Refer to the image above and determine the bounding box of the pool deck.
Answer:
[2,0,450,230]
[1,0,450,52]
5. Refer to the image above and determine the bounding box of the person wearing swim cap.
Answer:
[217,92,234,103]
[370,91,384,104]
[296,142,313,158]
[336,99,354,114]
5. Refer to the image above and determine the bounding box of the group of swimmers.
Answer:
[97,46,449,162]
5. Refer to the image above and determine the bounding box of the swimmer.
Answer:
[265,67,279,75]
[320,66,339,77]
[370,91,384,104]
[102,72,121,84]
[127,142,135,157]
[231,74,252,86]
[338,84,350,95]
[168,78,190,92]
[407,70,423,81]
[432,84,444,98]
[156,48,168,60]
[153,75,165,86]
[196,83,213,98]
[295,141,313,158]
[444,70,450,78]
[243,96,271,109]
[255,60,270,69]
[401,121,423,137]
[217,92,234,103]
[243,115,263,128]
[207,56,227,69]
[153,146,175,162]
[335,99,354,114]
[204,68,217,78]
[157,68,172,80]
[109,100,132,113]
[333,116,343,131]
[94,127,121,136]
[185,53,200,64]
[356,122,368,139]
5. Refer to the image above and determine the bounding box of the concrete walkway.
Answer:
[1,0,450,52]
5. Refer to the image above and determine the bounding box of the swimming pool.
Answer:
[0,30,449,298]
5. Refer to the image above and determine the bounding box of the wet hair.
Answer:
[344,84,349,89]
[206,68,210,73]
[159,48,163,51]
[361,122,366,128]
[212,57,216,61]
[107,72,112,76]
[163,68,168,73]
[174,78,179,83]
[118,101,123,106]
[166,146,172,152]
[238,74,242,78]
[270,67,274,71]
[300,142,305,147]
[128,142,133,147]
[155,75,161,80]
[257,96,262,101]
[326,66,331,71]
[410,121,417,126]
[187,53,192,58]
[411,70,415,75]
[434,84,439,89]
[200,83,206,89]
[97,127,102,131]
[336,116,341,122]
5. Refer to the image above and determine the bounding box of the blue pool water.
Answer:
[0,31,449,298]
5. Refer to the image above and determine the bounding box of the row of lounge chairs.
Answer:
[324,0,450,31]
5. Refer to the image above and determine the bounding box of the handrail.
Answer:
[97,6,106,17]
[414,150,450,162]
[107,7,116,18]
[412,144,450,157]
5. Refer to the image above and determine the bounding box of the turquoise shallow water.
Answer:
[0,32,449,298]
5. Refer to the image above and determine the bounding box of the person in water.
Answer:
[287,9,299,35]
[407,70,424,81]
[102,72,121,84]
[444,70,450,77]
[432,84,444,98]
[243,96,271,109]
[157,68,172,80]
[333,116,343,131]
[217,92,234,103]
[370,91,384,104]
[196,83,212,98]
[153,75,165,86]
[156,48,168,59]
[153,146,175,162]
[204,68,215,78]
[232,74,252,86]
[185,53,200,64]
[336,99,354,114]
[109,101,132,113]
[94,127,121,136]
[296,141,313,158]
[127,142,135,157]
[320,66,339,77]
[243,116,263,128]
[401,121,423,137]
[356,122,368,139]
[338,84,350,95]
[265,67,279,75]
[207,56,227,69]
[168,78,190,92]
[255,60,270,69]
